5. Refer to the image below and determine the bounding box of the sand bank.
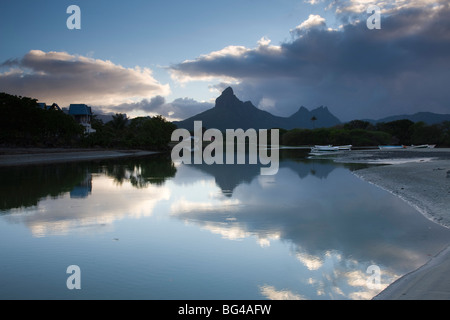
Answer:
[321,148,450,299]
[0,148,159,166]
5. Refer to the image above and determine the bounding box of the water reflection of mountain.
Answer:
[172,157,450,298]
[187,149,350,197]
[0,154,176,211]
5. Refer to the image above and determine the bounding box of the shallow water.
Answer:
[1,150,449,300]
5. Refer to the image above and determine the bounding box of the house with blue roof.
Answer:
[37,102,62,111]
[68,104,96,134]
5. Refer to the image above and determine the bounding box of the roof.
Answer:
[38,103,62,111]
[69,104,92,116]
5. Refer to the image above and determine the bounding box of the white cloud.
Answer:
[100,96,214,121]
[0,50,170,107]
[329,0,448,15]
[296,252,324,270]
[304,0,323,4]
[259,285,306,300]
[292,14,326,32]
[257,36,272,47]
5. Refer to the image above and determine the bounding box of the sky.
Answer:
[0,0,449,122]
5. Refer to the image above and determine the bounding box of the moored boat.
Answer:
[378,145,406,150]
[312,145,339,152]
[309,145,352,156]
[408,144,436,149]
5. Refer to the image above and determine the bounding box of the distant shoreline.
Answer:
[0,147,160,166]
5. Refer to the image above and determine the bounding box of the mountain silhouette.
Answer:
[173,87,341,131]
[364,112,450,125]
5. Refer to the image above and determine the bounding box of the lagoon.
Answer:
[1,149,449,300]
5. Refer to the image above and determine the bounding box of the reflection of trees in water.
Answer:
[0,153,176,211]
[102,154,176,188]
[0,163,90,211]
[70,171,92,199]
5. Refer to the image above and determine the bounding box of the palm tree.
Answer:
[311,116,317,129]
[111,113,128,131]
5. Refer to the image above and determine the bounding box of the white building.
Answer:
[68,104,96,134]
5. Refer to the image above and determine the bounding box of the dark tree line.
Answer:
[0,92,176,150]
[3,92,449,149]
[0,92,83,146]
[281,119,450,147]
[82,113,177,150]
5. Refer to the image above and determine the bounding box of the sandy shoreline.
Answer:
[321,148,450,300]
[0,147,159,166]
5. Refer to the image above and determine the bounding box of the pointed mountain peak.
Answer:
[298,106,309,112]
[215,87,241,108]
[222,87,234,96]
[312,105,330,113]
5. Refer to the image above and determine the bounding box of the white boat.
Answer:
[409,144,436,149]
[311,145,352,152]
[309,145,352,156]
[312,145,339,152]
[378,145,406,150]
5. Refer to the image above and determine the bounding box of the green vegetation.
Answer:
[0,92,83,146]
[0,92,176,150]
[282,119,450,147]
[82,113,177,150]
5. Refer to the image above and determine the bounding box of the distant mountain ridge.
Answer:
[173,87,341,131]
[364,112,450,125]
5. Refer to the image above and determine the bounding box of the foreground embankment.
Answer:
[0,148,158,166]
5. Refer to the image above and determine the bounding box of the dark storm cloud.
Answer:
[170,5,450,120]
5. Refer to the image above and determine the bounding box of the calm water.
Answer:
[1,149,450,300]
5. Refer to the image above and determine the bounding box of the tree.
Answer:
[109,113,128,131]
[0,92,82,146]
[311,116,317,129]
[376,119,414,145]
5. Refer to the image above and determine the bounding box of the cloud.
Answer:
[329,0,447,15]
[169,4,450,120]
[169,41,282,84]
[0,50,170,107]
[259,285,306,300]
[100,96,214,121]
[291,14,327,35]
